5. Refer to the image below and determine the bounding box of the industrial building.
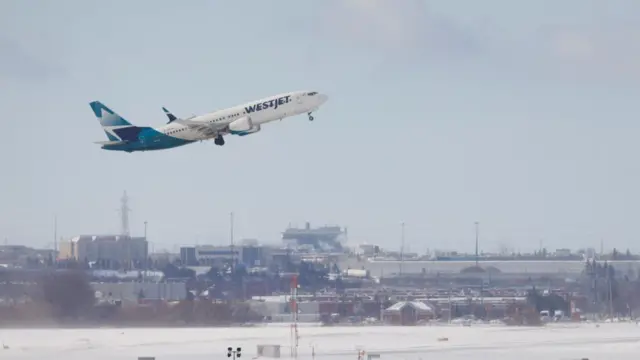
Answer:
[382,301,436,325]
[0,245,56,267]
[282,222,347,252]
[93,281,186,302]
[179,244,270,267]
[177,222,349,267]
[58,235,148,267]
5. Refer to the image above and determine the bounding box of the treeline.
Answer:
[525,288,570,315]
[582,259,640,315]
[0,269,267,326]
[161,260,337,300]
[0,270,97,324]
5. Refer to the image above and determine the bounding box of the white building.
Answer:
[59,235,148,266]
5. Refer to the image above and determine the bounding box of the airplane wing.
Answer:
[175,119,228,137]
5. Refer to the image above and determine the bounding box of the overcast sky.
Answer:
[2,0,640,253]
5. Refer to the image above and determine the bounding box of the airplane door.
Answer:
[296,94,303,105]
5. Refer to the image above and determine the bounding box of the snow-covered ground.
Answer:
[0,323,638,360]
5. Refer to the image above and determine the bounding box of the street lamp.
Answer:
[143,220,150,270]
[227,347,242,360]
[399,221,405,275]
[474,221,479,267]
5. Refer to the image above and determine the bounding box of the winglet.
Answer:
[162,107,178,123]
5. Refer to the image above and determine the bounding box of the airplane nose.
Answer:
[318,94,328,105]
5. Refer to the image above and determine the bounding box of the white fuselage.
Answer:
[156,90,328,141]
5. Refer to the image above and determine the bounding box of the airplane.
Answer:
[89,90,328,153]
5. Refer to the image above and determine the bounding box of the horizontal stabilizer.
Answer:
[94,140,127,146]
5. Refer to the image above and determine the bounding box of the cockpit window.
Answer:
[307,92,318,96]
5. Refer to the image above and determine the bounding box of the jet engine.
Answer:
[229,116,253,132]
[236,125,261,136]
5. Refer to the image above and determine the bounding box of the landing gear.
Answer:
[214,135,225,146]
[308,112,314,121]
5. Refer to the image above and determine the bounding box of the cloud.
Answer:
[318,0,482,60]
[318,1,640,84]
[551,32,596,60]
[545,25,640,82]
[0,37,66,82]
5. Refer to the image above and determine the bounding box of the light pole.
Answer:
[53,214,57,258]
[227,347,242,360]
[399,222,405,275]
[143,221,149,271]
[448,282,453,324]
[474,221,479,267]
[230,212,235,271]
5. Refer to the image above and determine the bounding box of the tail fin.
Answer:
[89,101,138,141]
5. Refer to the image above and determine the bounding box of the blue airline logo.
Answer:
[245,95,291,114]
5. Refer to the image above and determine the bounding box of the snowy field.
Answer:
[0,323,638,360]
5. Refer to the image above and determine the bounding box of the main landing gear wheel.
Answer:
[308,112,314,121]
[214,135,225,146]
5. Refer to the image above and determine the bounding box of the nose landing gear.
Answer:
[308,112,314,121]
